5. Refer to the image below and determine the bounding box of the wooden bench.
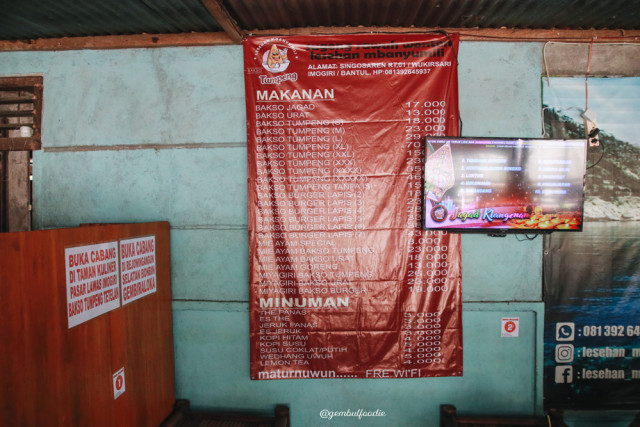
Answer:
[440,404,567,427]
[160,400,290,427]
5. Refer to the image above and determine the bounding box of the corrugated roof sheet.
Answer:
[223,0,640,31]
[0,0,639,41]
[0,0,222,40]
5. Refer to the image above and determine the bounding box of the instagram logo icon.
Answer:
[555,344,574,363]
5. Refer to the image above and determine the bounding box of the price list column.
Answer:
[400,99,456,371]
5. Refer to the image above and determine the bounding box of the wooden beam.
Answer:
[0,138,41,151]
[455,27,640,42]
[0,110,35,118]
[6,151,31,232]
[248,26,640,43]
[199,0,245,43]
[0,96,36,105]
[1,27,639,52]
[0,32,234,51]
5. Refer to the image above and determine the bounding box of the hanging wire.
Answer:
[585,38,594,110]
[586,139,606,170]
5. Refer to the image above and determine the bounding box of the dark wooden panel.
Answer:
[6,151,30,231]
[0,222,175,426]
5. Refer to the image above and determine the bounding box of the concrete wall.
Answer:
[0,42,632,426]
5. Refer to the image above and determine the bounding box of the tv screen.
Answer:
[423,137,587,233]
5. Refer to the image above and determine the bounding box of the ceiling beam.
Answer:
[0,139,41,151]
[0,32,234,51]
[1,27,639,52]
[249,26,640,43]
[199,0,244,43]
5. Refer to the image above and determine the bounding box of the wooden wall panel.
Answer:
[6,151,30,232]
[0,222,174,426]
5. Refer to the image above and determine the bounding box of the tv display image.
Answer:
[423,137,587,233]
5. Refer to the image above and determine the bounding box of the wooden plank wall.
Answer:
[6,151,31,232]
[0,222,175,426]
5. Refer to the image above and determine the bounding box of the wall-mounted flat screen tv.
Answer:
[423,137,587,233]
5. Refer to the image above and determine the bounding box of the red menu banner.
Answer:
[244,34,462,380]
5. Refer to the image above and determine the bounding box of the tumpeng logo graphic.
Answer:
[253,38,299,85]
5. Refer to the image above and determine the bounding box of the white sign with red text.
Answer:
[501,317,520,337]
[120,236,157,305]
[113,367,126,399]
[65,242,121,328]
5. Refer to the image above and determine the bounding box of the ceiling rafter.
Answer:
[0,27,639,51]
[199,0,245,42]
[248,26,640,43]
[0,32,234,51]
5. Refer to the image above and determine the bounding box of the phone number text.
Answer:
[581,325,640,337]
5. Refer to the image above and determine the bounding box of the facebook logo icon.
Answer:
[555,366,573,383]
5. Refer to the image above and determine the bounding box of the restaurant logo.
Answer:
[431,205,448,223]
[254,38,299,85]
[255,38,297,73]
[262,44,290,72]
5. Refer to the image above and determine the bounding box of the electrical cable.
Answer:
[586,138,606,169]
[516,234,539,241]
[585,38,594,110]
